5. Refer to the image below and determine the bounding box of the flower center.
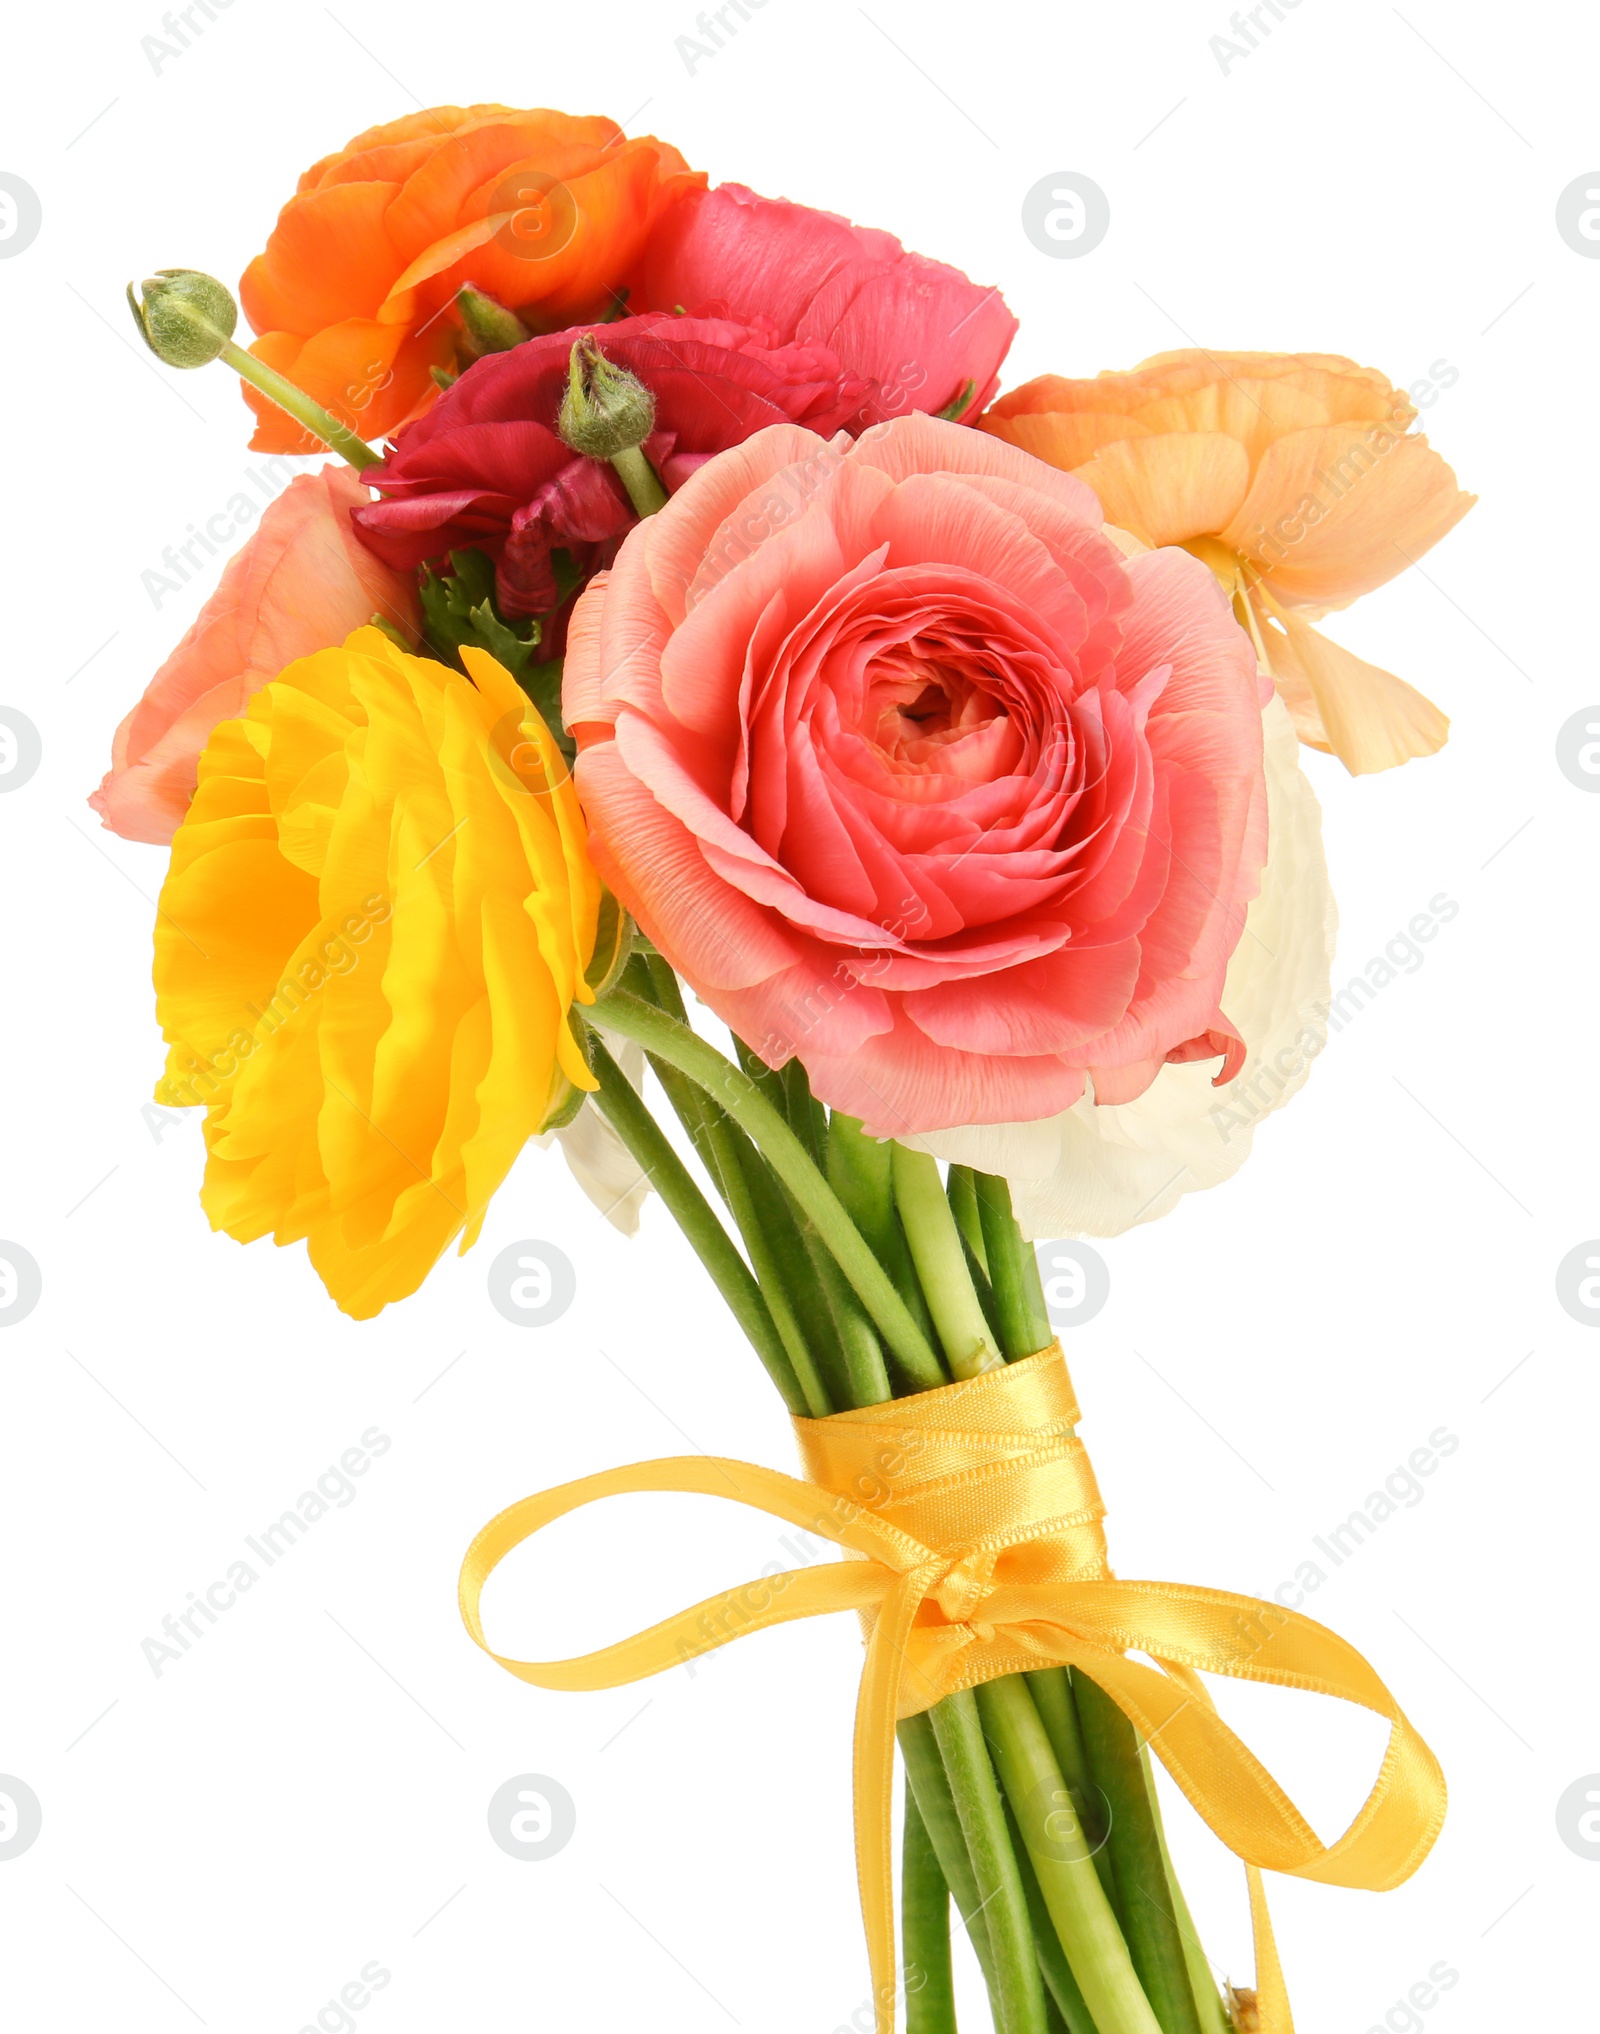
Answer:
[1179,534,1248,594]
[864,647,1003,767]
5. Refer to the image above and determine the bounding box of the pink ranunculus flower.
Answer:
[90,465,419,846]
[352,313,870,618]
[627,183,1018,430]
[566,415,1270,1137]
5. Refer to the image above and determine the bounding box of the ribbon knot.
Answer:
[930,1553,998,1626]
[460,1345,1446,2034]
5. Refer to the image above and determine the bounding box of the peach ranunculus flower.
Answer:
[981,351,1475,775]
[90,466,419,846]
[239,105,704,454]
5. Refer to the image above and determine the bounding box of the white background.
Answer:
[2,1,1596,2028]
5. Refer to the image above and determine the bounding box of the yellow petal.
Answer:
[1264,611,1448,775]
[154,626,601,1318]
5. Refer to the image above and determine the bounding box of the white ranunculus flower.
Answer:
[913,694,1336,1236]
[539,1033,653,1235]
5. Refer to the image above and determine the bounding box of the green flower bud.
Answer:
[127,269,238,369]
[456,284,532,356]
[557,336,655,459]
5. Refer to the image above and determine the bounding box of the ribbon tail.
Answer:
[1245,1866,1293,2034]
[1162,1660,1294,2032]
[857,1572,933,2034]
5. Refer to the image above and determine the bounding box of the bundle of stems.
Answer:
[582,953,1244,2034]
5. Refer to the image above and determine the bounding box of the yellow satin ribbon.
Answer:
[460,1345,1445,2034]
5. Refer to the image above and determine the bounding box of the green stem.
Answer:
[959,1229,1006,1346]
[708,1122,836,1418]
[947,1165,989,1272]
[974,1677,1162,2034]
[1072,1675,1203,2034]
[903,1791,958,2034]
[732,1035,790,1118]
[624,961,834,1416]
[1141,1751,1233,2034]
[610,442,669,516]
[217,337,381,469]
[976,1173,1054,1360]
[1001,1797,1100,2034]
[1025,1669,1118,1909]
[591,991,944,1392]
[800,1226,893,1408]
[892,1145,1003,1380]
[584,1032,805,1414]
[898,1715,999,1994]
[781,1057,827,1166]
[825,1115,941,1357]
[929,1692,1050,2034]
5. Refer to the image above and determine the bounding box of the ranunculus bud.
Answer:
[456,285,531,356]
[557,336,656,459]
[127,269,238,368]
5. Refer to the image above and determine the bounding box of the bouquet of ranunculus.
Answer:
[103,103,1473,2034]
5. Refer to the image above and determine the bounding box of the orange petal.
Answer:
[1223,424,1474,606]
[1069,433,1250,548]
[309,133,454,194]
[382,114,617,265]
[985,371,1153,423]
[980,408,1154,469]
[1262,611,1448,774]
[296,104,517,192]
[1130,369,1396,471]
[241,181,402,336]
[382,139,701,328]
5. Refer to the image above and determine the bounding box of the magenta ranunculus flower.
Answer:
[566,416,1269,1137]
[352,313,871,616]
[627,183,1018,428]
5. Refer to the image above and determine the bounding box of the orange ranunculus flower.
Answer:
[981,351,1475,774]
[239,104,704,455]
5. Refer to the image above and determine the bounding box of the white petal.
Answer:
[538,1034,653,1235]
[917,695,1336,1235]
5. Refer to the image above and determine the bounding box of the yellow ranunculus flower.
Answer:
[153,626,601,1319]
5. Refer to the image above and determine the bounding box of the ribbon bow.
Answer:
[460,1346,1445,2033]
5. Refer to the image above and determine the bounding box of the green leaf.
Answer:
[518,656,573,764]
[585,889,633,996]
[417,547,540,674]
[413,546,579,761]
[935,378,977,422]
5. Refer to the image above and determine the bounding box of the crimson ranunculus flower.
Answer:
[627,183,1018,429]
[566,416,1269,1136]
[352,313,871,615]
